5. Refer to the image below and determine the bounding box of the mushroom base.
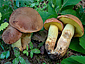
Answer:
[12,33,31,51]
[12,38,22,51]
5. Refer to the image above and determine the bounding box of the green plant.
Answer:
[0,13,9,31]
[13,48,27,64]
[29,0,48,11]
[43,63,46,64]
[23,42,40,58]
[61,55,85,64]
[23,45,29,56]
[0,42,5,51]
[0,51,10,59]
[38,42,44,48]
[6,0,48,12]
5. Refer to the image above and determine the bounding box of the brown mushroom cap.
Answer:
[2,25,22,44]
[57,14,84,37]
[44,18,64,31]
[9,7,43,33]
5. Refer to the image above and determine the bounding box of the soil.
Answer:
[0,30,84,64]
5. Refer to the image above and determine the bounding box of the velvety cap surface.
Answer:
[2,26,22,44]
[9,7,43,33]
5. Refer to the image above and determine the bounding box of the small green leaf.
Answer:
[26,52,29,56]
[47,14,58,19]
[61,56,81,64]
[0,53,5,59]
[38,11,52,23]
[63,0,81,7]
[4,62,11,64]
[71,56,85,64]
[61,9,77,16]
[38,42,44,48]
[5,51,10,59]
[0,51,10,59]
[69,38,85,54]
[13,58,19,64]
[26,45,28,50]
[23,50,29,56]
[29,42,33,50]
[61,5,74,12]
[19,56,26,64]
[0,22,9,31]
[16,0,19,7]
[30,50,33,58]
[79,31,85,49]
[32,48,40,54]
[30,3,36,7]
[23,50,28,54]
[0,43,5,51]
[43,63,46,64]
[13,48,20,57]
[55,0,62,13]
[47,3,56,14]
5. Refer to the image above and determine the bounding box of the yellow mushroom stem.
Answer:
[12,33,31,51]
[45,24,58,54]
[12,38,22,51]
[21,33,31,50]
[55,24,74,57]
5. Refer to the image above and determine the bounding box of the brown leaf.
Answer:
[32,30,47,42]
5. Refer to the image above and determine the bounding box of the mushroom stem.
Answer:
[21,33,31,50]
[45,25,58,54]
[55,24,74,57]
[12,33,31,51]
[12,38,22,51]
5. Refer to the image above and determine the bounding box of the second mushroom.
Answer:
[44,14,84,59]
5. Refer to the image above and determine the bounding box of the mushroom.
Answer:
[2,25,23,51]
[44,18,64,54]
[2,7,43,51]
[52,14,84,59]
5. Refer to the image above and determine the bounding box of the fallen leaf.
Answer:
[32,30,47,42]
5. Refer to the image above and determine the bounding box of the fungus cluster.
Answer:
[2,7,43,51]
[44,14,84,59]
[2,7,84,60]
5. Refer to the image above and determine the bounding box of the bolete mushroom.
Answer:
[2,7,43,51]
[52,14,84,59]
[9,7,43,50]
[44,18,64,54]
[2,25,23,51]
